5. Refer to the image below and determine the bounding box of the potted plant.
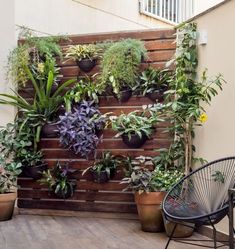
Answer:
[110,104,163,148]
[57,100,108,159]
[20,150,47,180]
[39,161,77,199]
[6,28,64,86]
[0,64,76,142]
[83,151,120,183]
[100,39,147,102]
[64,75,105,112]
[65,44,99,72]
[0,160,22,221]
[139,67,170,102]
[122,156,183,232]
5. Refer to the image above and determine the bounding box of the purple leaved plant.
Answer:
[57,101,106,158]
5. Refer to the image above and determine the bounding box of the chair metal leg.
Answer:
[164,223,177,249]
[208,218,217,249]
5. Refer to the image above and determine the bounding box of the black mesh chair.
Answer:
[162,157,235,249]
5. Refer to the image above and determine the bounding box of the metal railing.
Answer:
[140,0,195,25]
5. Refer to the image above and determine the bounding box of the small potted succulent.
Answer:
[57,100,108,159]
[121,156,184,232]
[101,39,147,102]
[111,104,163,148]
[83,151,120,183]
[0,160,22,221]
[139,67,170,102]
[65,44,99,72]
[39,161,77,199]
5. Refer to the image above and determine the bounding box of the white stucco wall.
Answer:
[194,0,235,234]
[14,0,172,36]
[194,0,224,15]
[0,0,16,125]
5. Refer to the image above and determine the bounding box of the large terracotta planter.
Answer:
[0,192,17,221]
[135,191,166,232]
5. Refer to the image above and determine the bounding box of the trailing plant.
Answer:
[65,44,99,61]
[39,161,76,199]
[110,104,163,140]
[58,101,108,158]
[121,156,183,193]
[100,39,147,99]
[64,75,104,112]
[6,28,64,86]
[139,67,171,96]
[165,22,225,175]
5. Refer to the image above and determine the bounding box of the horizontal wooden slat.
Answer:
[18,189,134,202]
[18,28,175,213]
[18,199,137,213]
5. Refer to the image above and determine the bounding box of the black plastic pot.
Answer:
[41,123,58,138]
[90,168,115,183]
[147,91,163,102]
[76,58,96,72]
[113,88,132,102]
[122,133,148,148]
[23,163,47,180]
[51,82,58,95]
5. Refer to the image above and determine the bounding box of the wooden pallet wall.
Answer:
[18,29,176,213]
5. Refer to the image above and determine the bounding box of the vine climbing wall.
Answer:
[18,29,175,213]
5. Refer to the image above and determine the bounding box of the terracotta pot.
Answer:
[0,192,17,221]
[162,214,194,238]
[122,133,148,148]
[76,58,96,72]
[41,123,58,138]
[135,192,166,232]
[23,163,47,180]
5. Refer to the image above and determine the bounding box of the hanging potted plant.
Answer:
[83,151,120,183]
[139,67,170,102]
[110,104,163,148]
[100,39,147,102]
[39,161,77,199]
[121,156,184,232]
[65,44,99,72]
[63,75,105,112]
[57,100,109,159]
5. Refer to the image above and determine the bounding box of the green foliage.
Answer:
[0,161,22,194]
[0,62,76,148]
[83,151,121,178]
[121,156,183,193]
[139,67,171,96]
[65,44,99,61]
[64,75,104,112]
[6,28,64,86]
[39,161,76,199]
[164,22,225,174]
[111,104,164,140]
[212,171,225,184]
[100,39,147,99]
